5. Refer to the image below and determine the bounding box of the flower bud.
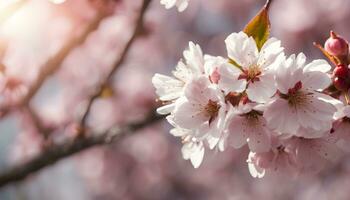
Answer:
[324,31,349,56]
[333,77,349,91]
[333,64,349,79]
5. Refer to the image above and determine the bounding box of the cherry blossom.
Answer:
[219,31,283,103]
[227,104,272,153]
[172,76,226,137]
[166,115,205,168]
[264,53,336,136]
[152,42,204,115]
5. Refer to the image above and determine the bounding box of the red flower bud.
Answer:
[333,64,349,79]
[333,77,349,91]
[324,31,349,56]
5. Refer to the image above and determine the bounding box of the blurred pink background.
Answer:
[0,0,350,199]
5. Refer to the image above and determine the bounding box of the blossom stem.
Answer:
[344,92,350,105]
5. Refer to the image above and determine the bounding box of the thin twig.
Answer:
[23,106,51,140]
[0,11,109,118]
[0,0,154,188]
[80,0,152,127]
[0,111,163,188]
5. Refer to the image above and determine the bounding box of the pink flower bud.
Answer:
[324,31,349,56]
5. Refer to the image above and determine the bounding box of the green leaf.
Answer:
[243,0,272,51]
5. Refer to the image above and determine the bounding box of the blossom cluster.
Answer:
[152,30,350,178]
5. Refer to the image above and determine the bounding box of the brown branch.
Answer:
[0,10,109,118]
[80,0,152,127]
[0,0,154,188]
[22,106,51,140]
[0,110,163,188]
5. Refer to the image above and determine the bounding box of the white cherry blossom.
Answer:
[172,76,226,138]
[167,116,205,168]
[219,31,283,103]
[264,53,336,137]
[227,103,271,153]
[152,42,204,114]
[247,137,298,178]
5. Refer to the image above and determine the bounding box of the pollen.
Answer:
[286,81,308,107]
[240,64,262,83]
[287,91,308,107]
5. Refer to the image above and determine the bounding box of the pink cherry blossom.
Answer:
[221,31,283,103]
[172,76,226,137]
[264,53,336,136]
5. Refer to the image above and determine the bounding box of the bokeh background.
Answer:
[0,0,350,199]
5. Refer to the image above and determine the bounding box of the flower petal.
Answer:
[173,99,208,129]
[218,63,247,94]
[225,32,258,68]
[227,116,249,149]
[303,59,331,73]
[246,72,276,103]
[302,71,331,91]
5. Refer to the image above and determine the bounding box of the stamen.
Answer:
[240,64,262,83]
[204,100,220,124]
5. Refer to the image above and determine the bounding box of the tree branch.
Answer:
[0,0,154,188]
[80,0,152,127]
[0,10,109,118]
[0,110,163,188]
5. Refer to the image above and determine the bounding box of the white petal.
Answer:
[264,98,300,134]
[152,73,184,101]
[218,63,246,94]
[275,56,303,94]
[156,103,175,115]
[204,55,227,76]
[295,53,306,68]
[173,61,192,82]
[246,72,276,103]
[303,59,331,73]
[225,32,258,68]
[176,0,189,12]
[312,139,342,162]
[302,71,331,91]
[183,42,204,74]
[181,142,205,168]
[258,37,284,69]
[184,76,213,104]
[173,99,208,129]
[169,127,193,137]
[227,116,248,149]
[160,0,176,9]
[247,152,265,178]
[247,120,271,152]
